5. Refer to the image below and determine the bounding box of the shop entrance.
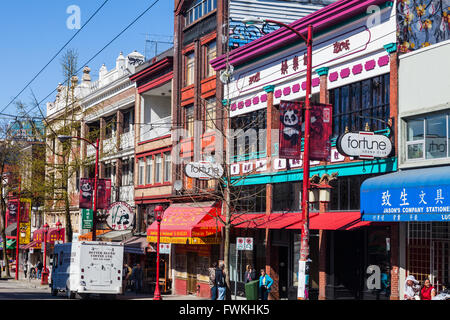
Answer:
[187,252,198,294]
[431,240,449,293]
[276,246,289,299]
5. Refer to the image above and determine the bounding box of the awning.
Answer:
[0,239,16,250]
[361,166,450,222]
[98,230,132,242]
[122,236,155,254]
[287,211,371,230]
[78,230,110,241]
[147,202,221,244]
[21,241,41,250]
[5,224,16,237]
[33,227,65,243]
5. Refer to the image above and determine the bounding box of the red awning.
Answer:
[147,202,220,238]
[287,211,369,230]
[33,227,65,243]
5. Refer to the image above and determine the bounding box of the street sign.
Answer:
[159,243,171,254]
[236,237,253,251]
[81,208,93,229]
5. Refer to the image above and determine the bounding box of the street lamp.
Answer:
[41,223,49,285]
[57,135,100,241]
[243,17,314,300]
[153,205,164,301]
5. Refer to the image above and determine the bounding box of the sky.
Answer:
[0,0,174,118]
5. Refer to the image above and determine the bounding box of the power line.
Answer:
[0,0,110,115]
[18,0,162,123]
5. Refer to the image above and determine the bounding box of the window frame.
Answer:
[184,0,217,26]
[203,40,217,79]
[184,51,195,87]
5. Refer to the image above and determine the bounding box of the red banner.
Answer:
[79,178,111,209]
[6,199,19,227]
[279,100,303,159]
[79,178,94,209]
[97,179,111,209]
[309,103,333,161]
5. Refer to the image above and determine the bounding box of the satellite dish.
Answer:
[174,180,183,191]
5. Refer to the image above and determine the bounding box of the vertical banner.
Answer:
[81,208,93,229]
[19,199,31,245]
[79,178,94,209]
[279,100,303,159]
[6,199,19,228]
[309,103,333,161]
[97,179,111,209]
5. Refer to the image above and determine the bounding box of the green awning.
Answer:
[0,239,16,250]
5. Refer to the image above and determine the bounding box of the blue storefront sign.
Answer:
[361,166,450,222]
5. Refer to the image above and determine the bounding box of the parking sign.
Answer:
[236,237,253,250]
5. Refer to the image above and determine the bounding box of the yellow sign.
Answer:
[19,199,32,245]
[147,236,221,245]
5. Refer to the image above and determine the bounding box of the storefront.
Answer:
[147,201,221,298]
[361,166,450,295]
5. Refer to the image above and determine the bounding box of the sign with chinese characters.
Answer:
[106,202,134,231]
[81,208,93,229]
[337,132,392,159]
[362,186,450,222]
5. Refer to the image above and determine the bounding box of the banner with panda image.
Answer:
[309,103,333,161]
[279,100,303,159]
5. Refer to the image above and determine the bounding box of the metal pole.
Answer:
[15,176,21,280]
[92,138,99,241]
[299,24,313,300]
[235,246,238,300]
[41,230,47,285]
[154,216,162,300]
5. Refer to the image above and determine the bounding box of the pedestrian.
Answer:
[215,263,226,300]
[23,260,28,278]
[404,275,421,300]
[36,260,43,280]
[208,262,218,300]
[130,263,143,293]
[258,269,273,300]
[244,264,257,283]
[420,278,436,300]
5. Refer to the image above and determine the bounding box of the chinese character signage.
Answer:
[362,185,450,222]
[81,208,93,229]
[279,100,303,159]
[19,199,31,244]
[79,178,111,209]
[309,103,333,161]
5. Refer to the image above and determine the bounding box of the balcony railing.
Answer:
[120,130,134,150]
[103,136,117,154]
[87,144,96,158]
[140,116,171,142]
[111,185,134,203]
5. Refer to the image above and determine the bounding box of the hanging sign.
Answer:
[79,178,94,209]
[97,179,112,209]
[79,178,112,209]
[81,208,93,229]
[185,161,224,180]
[309,103,333,161]
[106,202,134,231]
[279,100,303,159]
[337,131,392,159]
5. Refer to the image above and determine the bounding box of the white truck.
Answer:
[50,241,124,299]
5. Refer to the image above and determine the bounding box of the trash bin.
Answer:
[245,280,259,300]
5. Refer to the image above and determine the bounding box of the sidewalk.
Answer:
[0,276,49,290]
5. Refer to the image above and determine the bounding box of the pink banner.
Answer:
[279,100,303,159]
[97,179,111,209]
[309,103,333,161]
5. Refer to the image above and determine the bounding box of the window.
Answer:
[231,185,266,213]
[164,152,171,182]
[122,160,132,186]
[330,74,390,138]
[155,154,162,184]
[123,108,133,133]
[230,109,267,160]
[185,52,195,86]
[138,158,145,185]
[205,40,216,78]
[104,115,116,139]
[146,156,153,185]
[205,98,216,132]
[406,112,449,161]
[329,175,380,211]
[185,105,194,137]
[185,0,217,26]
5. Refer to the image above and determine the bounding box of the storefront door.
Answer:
[277,246,288,299]
[432,240,450,293]
[187,252,198,294]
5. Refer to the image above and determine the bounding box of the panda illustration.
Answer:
[281,108,301,146]
[81,182,93,201]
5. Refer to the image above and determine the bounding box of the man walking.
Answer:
[130,263,143,293]
[215,263,226,300]
[208,262,218,300]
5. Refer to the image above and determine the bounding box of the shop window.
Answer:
[406,112,449,161]
[230,109,267,161]
[204,40,216,78]
[330,74,390,138]
[273,182,300,212]
[185,52,195,86]
[185,0,217,26]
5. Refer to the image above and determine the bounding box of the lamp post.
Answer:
[153,205,164,300]
[41,223,49,285]
[242,17,314,300]
[15,176,21,280]
[57,135,100,241]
